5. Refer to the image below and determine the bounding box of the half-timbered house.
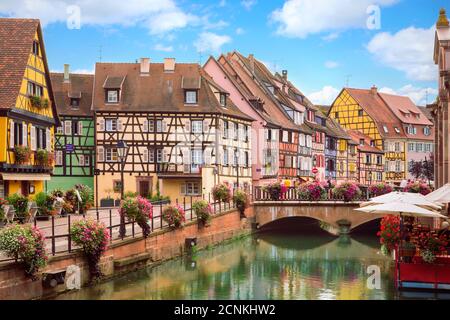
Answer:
[0,18,58,197]
[93,59,253,201]
[48,65,95,192]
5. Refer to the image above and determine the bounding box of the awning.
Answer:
[0,173,51,181]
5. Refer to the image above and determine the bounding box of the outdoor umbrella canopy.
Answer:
[360,192,442,210]
[425,183,450,203]
[355,202,447,218]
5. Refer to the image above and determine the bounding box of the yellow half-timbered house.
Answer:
[0,19,58,197]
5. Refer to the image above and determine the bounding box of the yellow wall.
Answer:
[0,118,7,163]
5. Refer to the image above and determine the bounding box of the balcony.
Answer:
[1,147,53,174]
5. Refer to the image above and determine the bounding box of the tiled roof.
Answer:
[418,106,434,122]
[50,73,94,117]
[345,88,407,139]
[0,18,39,109]
[92,62,253,121]
[379,93,433,126]
[347,130,384,154]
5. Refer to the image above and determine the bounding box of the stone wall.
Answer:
[0,207,254,300]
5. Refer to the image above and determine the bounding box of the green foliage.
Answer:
[29,95,49,109]
[124,191,138,199]
[75,184,94,214]
[192,200,212,224]
[212,183,232,203]
[35,149,53,166]
[34,192,55,217]
[13,145,31,164]
[7,193,29,222]
[233,190,250,214]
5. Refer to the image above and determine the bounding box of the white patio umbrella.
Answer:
[355,202,447,218]
[360,192,442,210]
[425,183,450,203]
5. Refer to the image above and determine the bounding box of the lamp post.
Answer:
[117,140,129,239]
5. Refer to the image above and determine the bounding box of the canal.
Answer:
[54,218,409,300]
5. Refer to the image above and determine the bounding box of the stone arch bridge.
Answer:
[253,201,382,235]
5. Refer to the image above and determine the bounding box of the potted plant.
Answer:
[377,215,400,256]
[162,204,186,229]
[0,224,48,280]
[212,183,232,203]
[120,196,153,238]
[332,182,362,202]
[263,182,287,201]
[100,189,115,208]
[6,193,29,224]
[192,200,213,227]
[34,192,56,221]
[298,181,327,201]
[369,182,393,197]
[13,145,31,165]
[29,95,49,110]
[404,181,432,196]
[233,189,250,218]
[35,149,53,167]
[70,219,110,281]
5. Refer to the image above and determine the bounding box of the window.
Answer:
[370,140,375,147]
[366,155,371,164]
[32,41,39,55]
[424,127,431,136]
[191,120,203,134]
[70,98,80,108]
[26,82,43,97]
[13,122,23,146]
[56,126,63,134]
[106,90,118,103]
[223,121,229,139]
[106,148,118,162]
[395,161,401,172]
[234,123,239,140]
[358,110,363,117]
[394,142,401,152]
[425,143,432,152]
[244,151,249,167]
[83,155,90,166]
[416,143,423,152]
[394,127,400,134]
[105,119,117,132]
[335,112,339,118]
[36,127,46,149]
[282,131,289,143]
[408,143,415,152]
[376,172,382,181]
[185,90,198,104]
[383,125,389,133]
[377,155,382,165]
[220,93,227,106]
[148,149,155,163]
[184,182,201,196]
[191,149,203,165]
[55,151,63,166]
[157,149,164,163]
[223,148,229,166]
[113,180,123,193]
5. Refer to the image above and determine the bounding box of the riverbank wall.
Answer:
[0,207,254,300]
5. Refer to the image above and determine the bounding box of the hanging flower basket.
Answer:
[162,204,186,229]
[192,200,213,226]
[120,196,153,238]
[212,183,232,203]
[13,145,31,165]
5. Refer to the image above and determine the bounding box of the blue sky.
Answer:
[0,0,447,105]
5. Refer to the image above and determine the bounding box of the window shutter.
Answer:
[78,121,83,135]
[180,183,186,196]
[142,148,148,163]
[204,148,212,165]
[163,149,168,163]
[162,121,167,132]
[79,154,85,166]
[185,120,190,133]
[142,119,148,133]
[117,119,123,131]
[65,120,72,135]
[99,119,105,131]
[97,146,104,162]
[46,128,51,151]
[56,151,62,166]
[22,123,28,147]
[202,120,208,133]
[9,120,14,148]
[30,126,36,151]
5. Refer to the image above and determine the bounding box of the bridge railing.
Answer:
[253,186,371,202]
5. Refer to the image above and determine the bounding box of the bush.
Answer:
[332,182,362,202]
[162,204,185,229]
[0,224,47,279]
[120,197,153,238]
[13,145,31,164]
[233,190,250,215]
[50,189,64,198]
[404,181,432,196]
[7,193,29,223]
[124,191,138,199]
[34,192,56,217]
[212,183,232,203]
[263,182,287,200]
[298,181,327,201]
[377,215,400,255]
[70,219,110,280]
[192,200,213,225]
[369,183,393,197]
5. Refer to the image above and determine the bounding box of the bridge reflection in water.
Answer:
[55,221,399,300]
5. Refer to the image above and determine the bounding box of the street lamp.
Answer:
[117,140,129,239]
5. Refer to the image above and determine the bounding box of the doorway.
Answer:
[21,181,30,197]
[139,181,150,198]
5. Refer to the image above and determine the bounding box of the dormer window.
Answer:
[394,127,400,134]
[70,98,80,109]
[370,140,375,147]
[220,93,227,107]
[32,41,39,56]
[359,139,365,146]
[383,125,389,133]
[358,110,363,117]
[106,90,119,104]
[185,90,198,104]
[424,127,431,136]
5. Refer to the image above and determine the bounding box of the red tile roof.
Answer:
[347,130,384,154]
[379,93,433,126]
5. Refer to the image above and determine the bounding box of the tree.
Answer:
[422,154,434,185]
[409,160,423,180]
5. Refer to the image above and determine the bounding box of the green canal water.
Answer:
[54,223,408,300]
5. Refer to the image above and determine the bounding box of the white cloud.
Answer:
[322,32,340,42]
[241,0,257,10]
[236,27,245,35]
[219,0,226,7]
[379,85,438,105]
[270,0,398,38]
[194,32,231,53]
[307,86,340,105]
[367,26,437,81]
[154,43,174,52]
[0,0,196,35]
[325,61,339,69]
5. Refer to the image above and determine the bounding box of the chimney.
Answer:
[140,58,150,76]
[164,58,176,72]
[249,54,255,76]
[437,8,449,28]
[63,64,70,83]
[370,85,378,95]
[282,70,288,81]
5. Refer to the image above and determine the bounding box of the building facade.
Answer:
[93,59,253,202]
[431,8,450,188]
[0,18,58,198]
[48,66,95,192]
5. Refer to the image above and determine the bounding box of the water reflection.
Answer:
[55,232,397,300]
